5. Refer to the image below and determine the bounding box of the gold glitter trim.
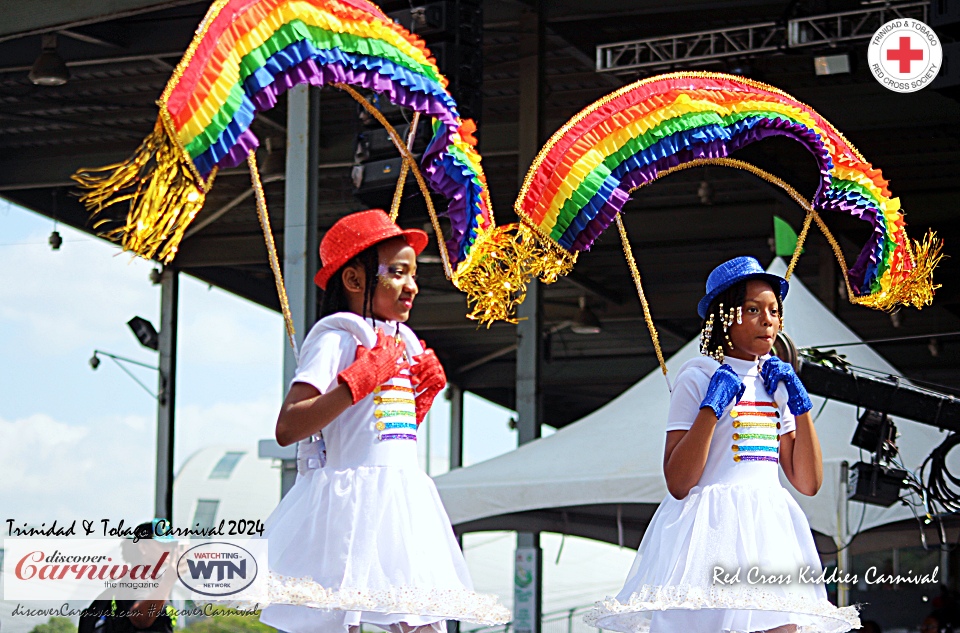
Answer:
[785,212,814,281]
[451,223,575,326]
[248,151,298,355]
[616,215,667,376]
[337,83,453,279]
[71,0,226,263]
[389,111,421,221]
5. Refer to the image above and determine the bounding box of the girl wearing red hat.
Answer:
[258,210,509,633]
[586,257,859,633]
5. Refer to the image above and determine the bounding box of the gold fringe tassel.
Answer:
[72,120,208,263]
[452,223,575,326]
[850,230,943,311]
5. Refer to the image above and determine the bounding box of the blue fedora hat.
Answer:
[697,256,788,319]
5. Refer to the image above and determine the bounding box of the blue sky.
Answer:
[0,201,635,628]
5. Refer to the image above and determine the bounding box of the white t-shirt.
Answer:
[664,355,796,488]
[665,355,796,435]
[290,312,425,473]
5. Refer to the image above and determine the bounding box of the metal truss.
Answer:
[596,1,929,73]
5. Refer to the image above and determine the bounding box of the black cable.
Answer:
[813,330,960,350]
[922,433,960,513]
[842,362,960,397]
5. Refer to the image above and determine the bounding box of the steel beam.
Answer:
[596,1,927,73]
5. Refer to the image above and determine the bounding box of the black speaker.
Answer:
[387,0,483,123]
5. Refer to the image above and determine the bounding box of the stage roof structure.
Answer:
[2,0,959,427]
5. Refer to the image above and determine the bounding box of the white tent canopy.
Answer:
[434,259,948,549]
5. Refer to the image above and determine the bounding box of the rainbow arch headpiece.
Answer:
[72,0,493,276]
[509,72,940,315]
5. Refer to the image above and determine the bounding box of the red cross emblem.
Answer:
[886,36,924,73]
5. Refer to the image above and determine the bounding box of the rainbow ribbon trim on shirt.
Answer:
[511,71,939,312]
[72,0,493,270]
[731,399,780,464]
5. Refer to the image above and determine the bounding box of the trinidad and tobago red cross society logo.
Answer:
[868,18,942,93]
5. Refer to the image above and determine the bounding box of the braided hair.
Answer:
[320,244,381,323]
[699,279,784,362]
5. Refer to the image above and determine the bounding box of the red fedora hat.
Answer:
[314,209,429,290]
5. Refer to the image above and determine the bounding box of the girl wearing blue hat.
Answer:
[586,257,860,633]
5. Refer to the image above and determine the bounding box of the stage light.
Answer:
[697,180,714,205]
[813,54,850,76]
[852,410,898,458]
[128,316,159,351]
[29,34,69,86]
[847,461,907,507]
[571,296,602,335]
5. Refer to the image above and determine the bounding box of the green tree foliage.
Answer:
[28,617,77,633]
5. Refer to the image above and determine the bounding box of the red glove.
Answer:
[412,343,447,425]
[337,329,405,404]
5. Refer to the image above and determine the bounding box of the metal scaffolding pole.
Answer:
[155,267,178,522]
[449,384,464,470]
[280,83,320,497]
[514,4,544,632]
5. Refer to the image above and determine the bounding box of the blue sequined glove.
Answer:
[699,364,746,419]
[761,357,813,416]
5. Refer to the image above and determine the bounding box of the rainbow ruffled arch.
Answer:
[73,0,493,270]
[514,72,938,310]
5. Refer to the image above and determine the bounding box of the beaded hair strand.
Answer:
[699,280,784,362]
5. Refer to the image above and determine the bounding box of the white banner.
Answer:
[3,539,268,602]
[514,547,539,633]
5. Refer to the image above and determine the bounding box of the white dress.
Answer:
[258,312,510,633]
[584,356,860,633]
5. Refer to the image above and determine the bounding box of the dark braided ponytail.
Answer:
[319,244,381,325]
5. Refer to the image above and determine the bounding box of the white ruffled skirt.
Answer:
[584,483,860,633]
[257,465,510,633]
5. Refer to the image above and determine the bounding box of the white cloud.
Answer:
[0,413,89,494]
[177,295,279,367]
[0,229,158,356]
[0,411,154,524]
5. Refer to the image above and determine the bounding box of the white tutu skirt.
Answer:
[257,465,510,632]
[585,483,860,633]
